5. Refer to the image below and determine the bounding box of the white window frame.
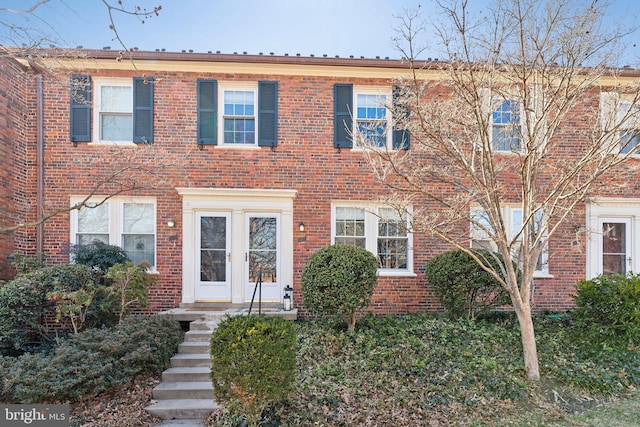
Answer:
[331,202,415,277]
[91,77,135,145]
[352,86,393,150]
[491,98,523,152]
[600,92,640,155]
[470,205,549,277]
[70,196,157,269]
[217,81,259,147]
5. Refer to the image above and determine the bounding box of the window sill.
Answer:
[88,141,137,146]
[378,270,417,278]
[216,144,261,150]
[533,271,553,279]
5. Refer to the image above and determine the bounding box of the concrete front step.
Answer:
[178,341,210,354]
[146,399,220,420]
[170,353,211,367]
[184,330,213,342]
[153,381,214,400]
[162,367,211,382]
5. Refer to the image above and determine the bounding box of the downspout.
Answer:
[36,75,44,257]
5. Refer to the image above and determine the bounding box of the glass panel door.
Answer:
[195,212,231,301]
[245,214,280,302]
[601,219,631,276]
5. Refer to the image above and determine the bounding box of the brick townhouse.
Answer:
[1,48,639,314]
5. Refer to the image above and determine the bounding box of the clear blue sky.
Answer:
[1,0,639,62]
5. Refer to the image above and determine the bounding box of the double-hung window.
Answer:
[71,197,156,268]
[470,206,548,275]
[221,85,257,144]
[332,204,413,275]
[96,79,133,143]
[617,99,640,154]
[492,99,522,152]
[355,90,391,148]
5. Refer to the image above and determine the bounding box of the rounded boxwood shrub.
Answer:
[301,244,378,331]
[572,273,640,345]
[425,249,512,320]
[70,241,130,274]
[210,315,296,425]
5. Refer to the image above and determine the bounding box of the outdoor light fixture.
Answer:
[283,285,293,311]
[299,222,305,232]
[167,219,176,228]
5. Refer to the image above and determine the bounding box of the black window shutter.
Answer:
[392,86,410,150]
[70,75,91,143]
[334,84,353,148]
[258,81,278,147]
[133,77,154,144]
[197,79,217,145]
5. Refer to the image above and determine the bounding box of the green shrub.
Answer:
[0,264,99,355]
[0,315,181,403]
[70,241,129,274]
[425,249,512,320]
[104,262,156,324]
[210,315,296,425]
[572,273,640,345]
[300,245,378,331]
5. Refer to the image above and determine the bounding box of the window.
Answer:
[471,206,548,275]
[617,100,640,154]
[355,90,390,148]
[492,99,522,152]
[333,84,410,150]
[69,75,154,145]
[218,83,257,145]
[96,79,133,143]
[71,197,156,268]
[332,204,413,275]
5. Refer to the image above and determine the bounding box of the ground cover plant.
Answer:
[208,313,638,426]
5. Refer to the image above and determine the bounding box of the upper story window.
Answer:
[470,205,548,275]
[617,99,640,154]
[492,99,522,152]
[96,79,133,143]
[197,80,278,148]
[221,86,257,144]
[332,203,414,276]
[71,197,156,268]
[333,84,410,150]
[355,89,391,148]
[70,75,154,145]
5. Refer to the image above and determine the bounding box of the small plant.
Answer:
[210,315,296,425]
[104,261,156,324]
[47,284,99,334]
[70,241,130,274]
[572,273,640,345]
[425,249,512,320]
[9,251,47,276]
[301,245,378,331]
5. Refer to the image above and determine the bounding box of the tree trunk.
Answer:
[514,303,540,381]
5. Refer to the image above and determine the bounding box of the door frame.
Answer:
[586,198,640,278]
[245,212,281,302]
[597,217,632,276]
[178,188,297,304]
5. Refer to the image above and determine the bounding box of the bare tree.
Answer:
[361,0,640,381]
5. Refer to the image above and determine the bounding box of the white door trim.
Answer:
[178,188,297,304]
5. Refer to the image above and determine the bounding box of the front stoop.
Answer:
[146,308,298,421]
[146,315,224,421]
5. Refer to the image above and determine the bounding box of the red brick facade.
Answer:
[1,49,637,313]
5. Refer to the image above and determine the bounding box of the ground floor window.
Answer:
[70,196,156,268]
[332,202,414,276]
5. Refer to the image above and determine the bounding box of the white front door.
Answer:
[599,218,631,276]
[245,213,281,302]
[195,212,231,301]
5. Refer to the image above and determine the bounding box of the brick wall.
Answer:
[6,53,639,314]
